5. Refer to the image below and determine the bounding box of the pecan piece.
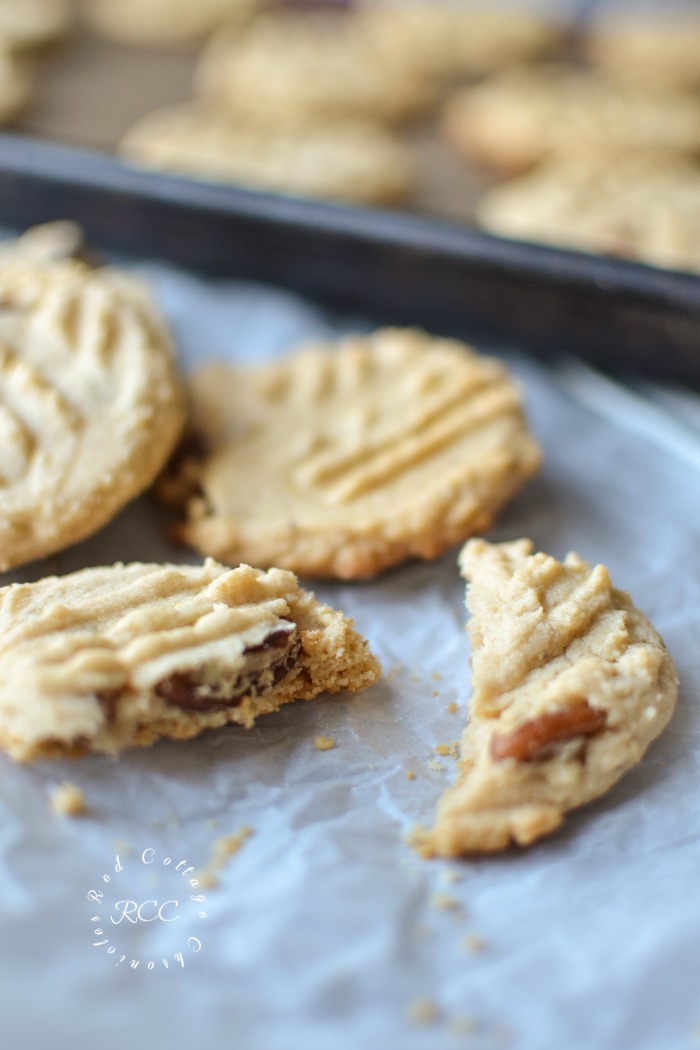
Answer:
[155,621,300,712]
[490,700,607,762]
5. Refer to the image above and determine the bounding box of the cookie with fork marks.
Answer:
[415,539,679,855]
[158,328,541,579]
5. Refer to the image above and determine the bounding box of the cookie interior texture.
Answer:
[0,227,186,571]
[158,328,541,579]
[417,538,678,855]
[0,560,380,761]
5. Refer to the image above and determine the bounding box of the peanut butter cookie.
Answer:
[0,559,380,761]
[476,148,700,273]
[158,328,541,579]
[119,102,414,205]
[0,0,72,49]
[418,539,678,855]
[82,0,258,47]
[0,45,33,122]
[194,10,437,126]
[442,65,700,176]
[360,2,562,81]
[585,7,700,89]
[0,229,186,571]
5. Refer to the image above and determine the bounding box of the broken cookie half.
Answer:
[418,538,678,855]
[0,560,380,761]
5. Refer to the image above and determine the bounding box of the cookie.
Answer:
[584,7,700,89]
[194,10,437,126]
[119,102,414,205]
[0,219,85,262]
[0,559,380,761]
[476,148,700,273]
[82,0,258,47]
[442,65,700,176]
[0,45,33,123]
[359,2,562,81]
[0,0,72,50]
[0,233,186,571]
[417,539,678,855]
[158,328,541,580]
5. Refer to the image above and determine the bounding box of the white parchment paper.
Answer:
[2,254,699,1050]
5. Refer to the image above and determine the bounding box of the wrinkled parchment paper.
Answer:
[2,254,699,1050]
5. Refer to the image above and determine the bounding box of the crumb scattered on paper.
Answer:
[407,997,439,1025]
[427,760,445,772]
[314,735,336,751]
[406,824,433,859]
[446,702,459,714]
[196,826,253,889]
[449,1015,476,1037]
[429,893,462,913]
[49,782,87,817]
[462,933,486,954]
[405,769,416,780]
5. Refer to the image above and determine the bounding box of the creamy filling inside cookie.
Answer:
[154,620,300,712]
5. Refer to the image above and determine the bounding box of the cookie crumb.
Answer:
[449,1015,476,1037]
[432,689,440,698]
[215,827,252,858]
[314,735,336,751]
[430,892,462,912]
[427,760,445,772]
[431,672,442,682]
[446,702,459,714]
[50,781,87,816]
[196,825,253,888]
[405,769,416,780]
[406,823,435,859]
[435,743,450,756]
[407,997,439,1025]
[462,933,486,954]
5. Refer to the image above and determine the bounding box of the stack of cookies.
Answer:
[0,221,679,859]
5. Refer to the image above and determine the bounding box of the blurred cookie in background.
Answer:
[442,64,700,176]
[0,45,35,122]
[81,0,261,47]
[194,9,438,126]
[584,3,700,89]
[0,0,73,51]
[476,147,700,274]
[119,100,415,204]
[359,0,565,82]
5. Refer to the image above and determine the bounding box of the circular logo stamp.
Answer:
[87,847,207,971]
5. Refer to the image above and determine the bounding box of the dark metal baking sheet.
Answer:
[1,131,700,385]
